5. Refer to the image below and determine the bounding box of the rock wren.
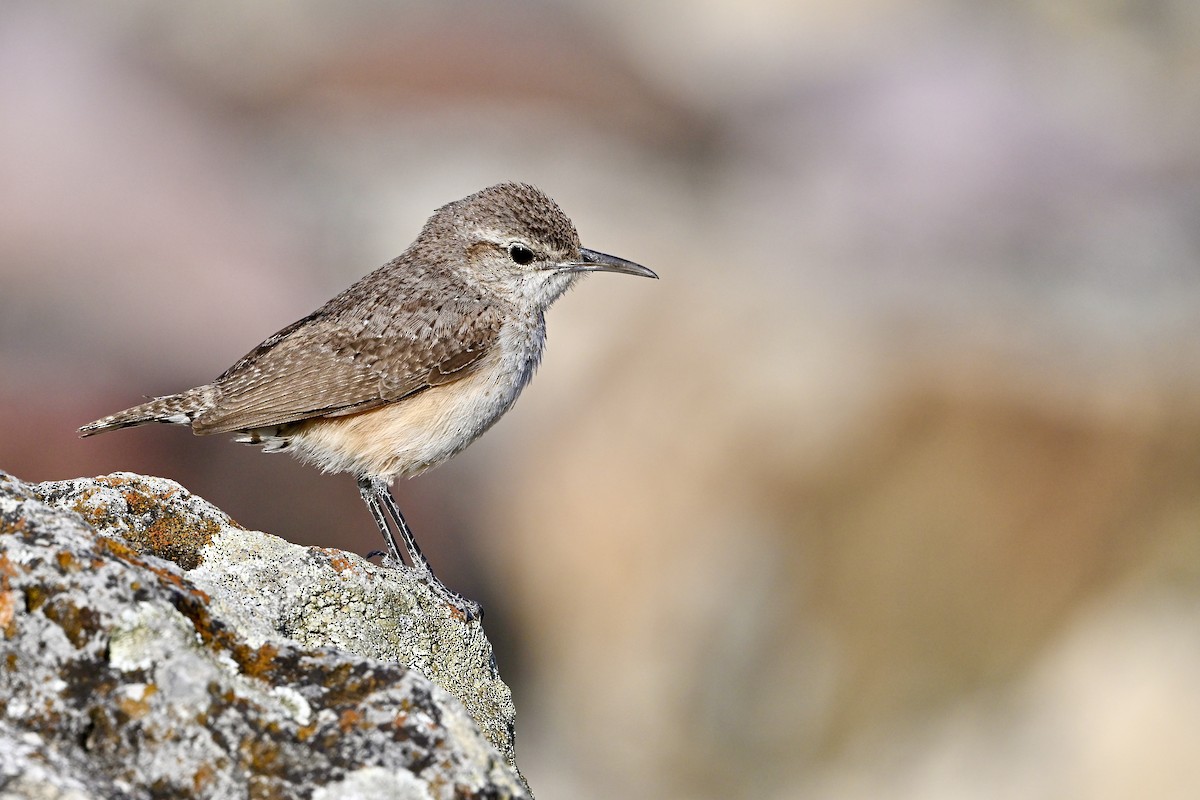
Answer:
[80,182,656,618]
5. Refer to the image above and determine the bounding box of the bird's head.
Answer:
[420,183,656,310]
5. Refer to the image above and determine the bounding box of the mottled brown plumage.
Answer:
[80,182,657,617]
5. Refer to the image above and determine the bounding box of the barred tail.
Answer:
[78,387,213,437]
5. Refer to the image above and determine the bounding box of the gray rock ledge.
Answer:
[0,470,529,800]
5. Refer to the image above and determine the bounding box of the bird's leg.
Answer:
[357,477,404,565]
[357,476,482,621]
[375,480,483,621]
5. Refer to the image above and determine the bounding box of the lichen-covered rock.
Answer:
[0,471,530,800]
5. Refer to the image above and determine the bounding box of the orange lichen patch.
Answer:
[0,590,17,635]
[69,483,221,570]
[166,581,284,685]
[0,515,28,536]
[91,531,141,562]
[144,560,201,595]
[93,474,176,501]
[95,475,133,490]
[295,721,319,742]
[241,737,282,776]
[41,597,102,649]
[338,708,363,732]
[93,536,211,603]
[68,486,109,520]
[192,762,216,794]
[123,512,220,571]
[234,642,280,680]
[55,550,80,573]
[119,485,179,516]
[0,554,19,636]
[174,594,240,658]
[0,551,17,633]
[116,684,158,720]
[315,549,358,574]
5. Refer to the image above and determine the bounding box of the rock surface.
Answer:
[0,471,529,799]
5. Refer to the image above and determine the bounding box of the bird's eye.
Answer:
[508,244,535,265]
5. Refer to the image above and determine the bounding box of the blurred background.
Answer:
[3,1,1200,797]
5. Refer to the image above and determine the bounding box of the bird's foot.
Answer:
[428,579,483,622]
[371,555,482,621]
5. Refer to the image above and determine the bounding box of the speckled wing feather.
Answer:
[192,265,504,435]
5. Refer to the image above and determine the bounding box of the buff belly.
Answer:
[245,351,530,479]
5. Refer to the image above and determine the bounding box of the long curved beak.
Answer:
[557,248,658,279]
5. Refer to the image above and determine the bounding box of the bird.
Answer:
[80,182,657,619]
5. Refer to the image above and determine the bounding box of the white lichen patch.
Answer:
[310,767,433,800]
[119,683,150,702]
[270,685,312,726]
[109,602,197,672]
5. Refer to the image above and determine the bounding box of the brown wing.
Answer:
[192,291,504,435]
